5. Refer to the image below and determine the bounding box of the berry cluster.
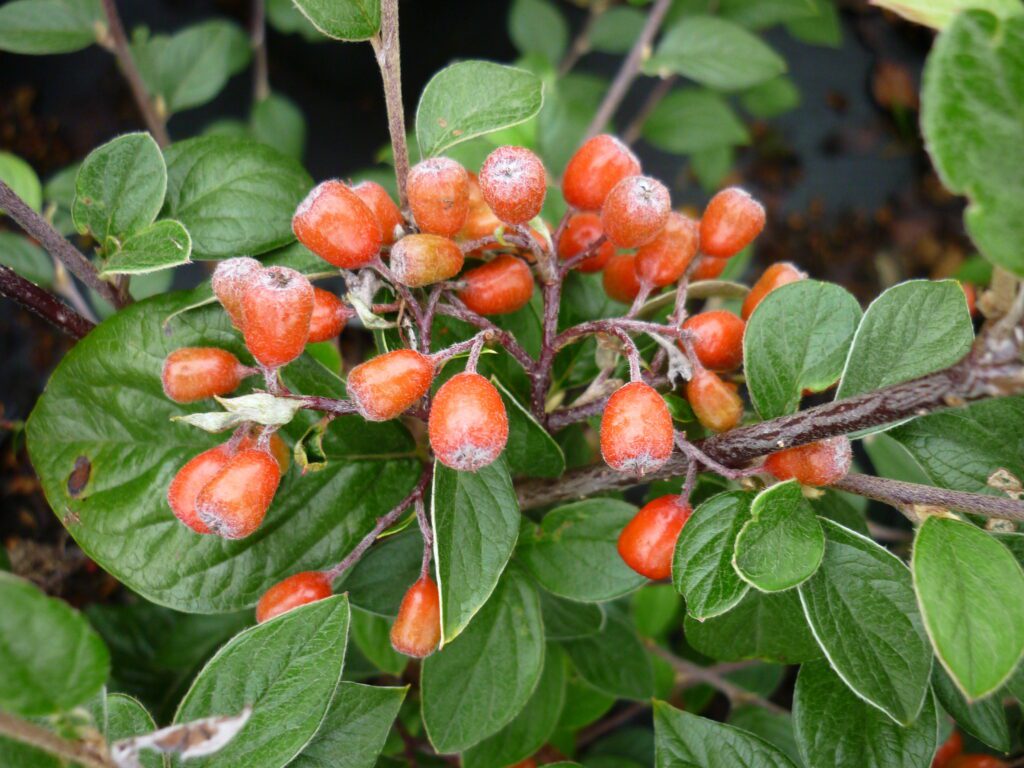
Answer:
[933,731,1007,768]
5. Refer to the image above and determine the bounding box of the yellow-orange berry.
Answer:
[635,212,700,287]
[390,234,464,287]
[308,287,348,343]
[558,212,615,273]
[741,262,806,320]
[293,180,383,269]
[764,437,852,487]
[457,255,534,316]
[212,257,262,330]
[700,187,766,259]
[478,145,547,225]
[617,495,692,580]
[601,175,671,249]
[167,444,231,534]
[347,349,435,421]
[407,158,470,237]
[241,266,315,368]
[351,180,404,245]
[390,577,441,658]
[256,571,333,623]
[602,252,642,304]
[687,370,742,432]
[161,347,248,403]
[600,382,674,475]
[682,311,746,372]
[195,448,281,539]
[429,372,509,471]
[562,134,641,211]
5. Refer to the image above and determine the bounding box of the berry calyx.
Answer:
[256,571,333,623]
[390,576,441,658]
[457,255,534,316]
[293,180,383,269]
[161,347,249,403]
[429,372,509,471]
[241,266,315,368]
[308,287,349,343]
[390,233,464,287]
[351,180,404,244]
[602,252,642,304]
[562,134,641,211]
[600,381,674,475]
[635,211,700,287]
[932,731,963,768]
[407,157,470,236]
[195,448,281,539]
[699,187,766,258]
[692,255,728,282]
[212,257,262,330]
[601,175,671,248]
[617,495,693,580]
[347,349,435,421]
[167,444,231,534]
[558,212,615,273]
[682,311,746,372]
[741,262,806,320]
[687,370,742,432]
[478,145,547,225]
[763,437,852,487]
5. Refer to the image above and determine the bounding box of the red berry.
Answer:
[457,255,534,316]
[390,576,441,658]
[742,262,806,320]
[478,145,547,225]
[407,158,470,236]
[602,252,642,304]
[390,234,464,287]
[600,382,674,475]
[351,180,404,245]
[635,212,700,287]
[256,571,333,623]
[692,255,728,281]
[558,212,615,273]
[293,180,383,269]
[457,173,503,244]
[687,370,742,432]
[601,175,671,248]
[195,448,281,539]
[347,349,435,421]
[700,187,766,258]
[308,287,348,343]
[509,760,537,768]
[683,311,746,372]
[764,437,852,487]
[212,257,262,330]
[562,134,641,211]
[429,372,509,471]
[948,758,1007,768]
[238,431,291,475]
[617,495,692,580]
[241,266,315,368]
[960,281,977,317]
[162,347,248,403]
[167,444,231,534]
[933,731,963,768]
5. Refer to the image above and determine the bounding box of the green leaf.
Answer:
[350,608,406,676]
[338,529,423,617]
[540,590,604,641]
[728,707,802,767]
[100,219,191,276]
[494,377,564,478]
[0,232,54,286]
[836,280,974,401]
[519,498,647,602]
[252,94,307,160]
[913,517,1024,699]
[785,0,842,46]
[590,6,647,53]
[72,132,166,248]
[560,608,654,701]
[104,693,163,768]
[291,0,380,41]
[798,520,932,725]
[0,0,103,54]
[267,0,324,41]
[175,595,349,768]
[642,88,749,154]
[863,432,932,485]
[26,291,420,612]
[875,0,1023,29]
[654,700,799,768]
[0,572,109,716]
[734,481,825,592]
[718,0,820,28]
[674,490,753,620]
[43,162,79,235]
[932,665,1010,752]
[633,584,682,639]
[793,660,938,768]
[645,16,786,90]
[741,75,801,118]
[421,566,545,754]
[162,136,311,259]
[290,682,406,768]
[509,0,567,65]
[416,61,544,158]
[691,145,734,192]
[0,152,42,213]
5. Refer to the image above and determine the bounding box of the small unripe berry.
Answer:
[308,287,348,343]
[617,495,693,580]
[390,234,464,287]
[390,577,441,658]
[162,347,248,403]
[347,349,435,421]
[700,187,766,258]
[932,731,963,768]
[167,445,231,534]
[682,311,746,372]
[600,382,674,475]
[602,252,642,304]
[195,448,281,539]
[687,370,742,432]
[293,180,383,269]
[212,257,262,330]
[256,571,333,623]
[764,437,852,487]
[457,255,534,316]
[692,255,728,281]
[742,262,805,320]
[478,145,547,225]
[351,180,404,244]
[407,157,470,236]
[562,134,641,211]
[241,266,315,368]
[429,372,509,471]
[635,212,700,287]
[601,175,671,249]
[558,212,615,273]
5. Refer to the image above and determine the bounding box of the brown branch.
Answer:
[833,473,1024,522]
[251,0,270,102]
[369,0,410,207]
[0,265,95,339]
[622,74,677,145]
[0,711,113,768]
[557,1,607,77]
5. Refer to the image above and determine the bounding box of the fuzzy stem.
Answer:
[250,0,270,102]
[0,711,113,768]
[833,473,1024,522]
[370,0,410,207]
[0,265,95,339]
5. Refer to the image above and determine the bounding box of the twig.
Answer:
[434,299,535,374]
[576,702,649,749]
[833,473,1024,523]
[416,497,433,578]
[557,1,607,76]
[369,0,410,207]
[0,711,113,768]
[622,75,677,145]
[0,265,95,339]
[251,0,270,102]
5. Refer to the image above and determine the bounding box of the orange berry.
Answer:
[457,255,534,316]
[692,255,728,281]
[195,448,281,539]
[948,758,1007,768]
[241,266,315,368]
[601,175,671,248]
[390,233,464,287]
[407,157,470,236]
[682,311,746,372]
[635,212,700,287]
[167,444,231,534]
[602,252,642,304]
[457,173,503,243]
[764,437,852,487]
[347,349,435,421]
[308,287,348,343]
[933,731,963,768]
[390,577,441,658]
[700,187,766,258]
[351,180,404,245]
[478,145,547,225]
[562,134,641,211]
[960,281,977,317]
[558,212,615,273]
[256,571,333,623]
[212,257,262,330]
[429,372,509,471]
[162,347,248,403]
[617,495,692,580]
[600,382,674,475]
[687,370,742,432]
[237,430,291,475]
[509,760,537,768]
[741,262,806,320]
[293,180,383,269]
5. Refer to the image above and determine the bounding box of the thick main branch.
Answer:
[0,265,95,339]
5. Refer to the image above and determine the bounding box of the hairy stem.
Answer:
[251,0,270,102]
[833,473,1024,522]
[0,711,113,768]
[0,265,95,339]
[370,0,410,207]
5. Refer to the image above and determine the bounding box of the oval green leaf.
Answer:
[494,376,565,478]
[0,151,42,213]
[101,219,192,276]
[292,0,380,41]
[560,608,654,701]
[932,664,1010,752]
[641,88,749,154]
[0,0,103,54]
